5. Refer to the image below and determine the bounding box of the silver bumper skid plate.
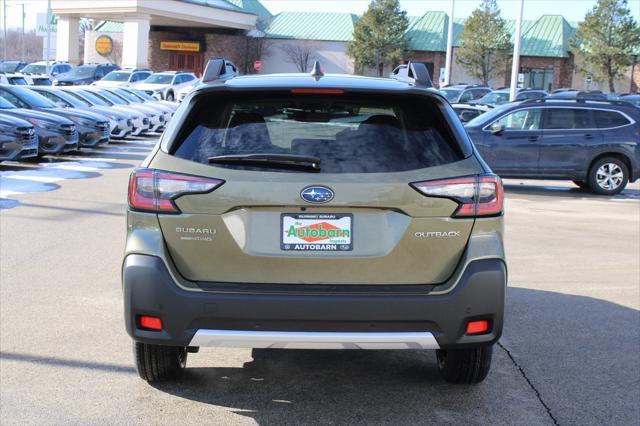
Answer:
[189,329,440,350]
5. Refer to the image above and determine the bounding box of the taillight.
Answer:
[128,168,224,214]
[410,174,503,218]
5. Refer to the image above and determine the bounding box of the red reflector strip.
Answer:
[139,316,163,331]
[291,88,344,95]
[466,320,489,335]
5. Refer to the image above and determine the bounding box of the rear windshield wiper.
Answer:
[208,154,321,172]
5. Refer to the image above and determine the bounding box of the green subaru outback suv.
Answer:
[123,60,507,384]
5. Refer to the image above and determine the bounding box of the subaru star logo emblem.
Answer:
[300,186,334,204]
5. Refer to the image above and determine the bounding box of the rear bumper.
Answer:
[123,254,506,349]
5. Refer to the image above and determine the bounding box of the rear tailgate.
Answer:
[151,153,480,285]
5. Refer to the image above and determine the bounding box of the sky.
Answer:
[0,0,638,30]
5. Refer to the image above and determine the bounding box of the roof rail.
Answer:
[390,62,433,88]
[521,97,631,106]
[202,57,240,83]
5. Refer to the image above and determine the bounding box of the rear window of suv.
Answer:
[171,93,465,173]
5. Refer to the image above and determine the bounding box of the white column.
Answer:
[55,15,80,65]
[509,0,524,101]
[122,15,150,69]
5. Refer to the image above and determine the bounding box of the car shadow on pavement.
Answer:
[504,183,640,200]
[146,288,639,425]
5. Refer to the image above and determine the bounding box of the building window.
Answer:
[522,68,554,91]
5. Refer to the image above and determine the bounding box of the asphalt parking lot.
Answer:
[1,137,638,425]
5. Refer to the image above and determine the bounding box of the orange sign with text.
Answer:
[160,41,201,52]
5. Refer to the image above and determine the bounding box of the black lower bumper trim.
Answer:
[123,255,506,348]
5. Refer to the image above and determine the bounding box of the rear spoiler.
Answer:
[390,62,433,88]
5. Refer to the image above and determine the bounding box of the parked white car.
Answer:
[135,71,198,101]
[92,68,153,88]
[0,74,29,85]
[20,61,73,79]
[176,80,199,102]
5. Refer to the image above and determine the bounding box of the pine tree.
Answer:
[456,0,512,86]
[347,0,409,76]
[571,0,640,92]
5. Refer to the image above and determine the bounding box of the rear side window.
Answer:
[494,108,542,130]
[543,108,593,129]
[593,110,631,128]
[172,93,465,173]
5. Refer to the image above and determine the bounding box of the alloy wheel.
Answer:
[595,163,624,191]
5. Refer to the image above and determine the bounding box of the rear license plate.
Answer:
[281,213,353,251]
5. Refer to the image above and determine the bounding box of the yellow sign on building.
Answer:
[95,35,113,56]
[160,41,201,52]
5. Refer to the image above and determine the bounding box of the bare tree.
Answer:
[279,42,316,72]
[107,39,122,66]
[0,29,43,62]
[245,37,271,74]
[78,18,95,64]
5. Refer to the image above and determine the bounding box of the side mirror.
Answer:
[459,111,476,122]
[490,123,505,135]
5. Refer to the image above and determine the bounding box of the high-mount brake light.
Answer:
[128,168,223,214]
[290,88,344,95]
[410,174,503,218]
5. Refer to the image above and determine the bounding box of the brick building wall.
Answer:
[506,56,574,90]
[148,28,254,75]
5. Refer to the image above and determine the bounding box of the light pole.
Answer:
[631,54,638,93]
[45,0,51,74]
[509,0,524,101]
[21,3,24,61]
[3,0,7,61]
[443,0,455,87]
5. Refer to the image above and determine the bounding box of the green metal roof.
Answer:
[94,21,123,33]
[520,15,574,57]
[177,0,254,15]
[224,0,272,18]
[265,12,358,42]
[405,12,572,58]
[93,8,585,59]
[405,11,448,51]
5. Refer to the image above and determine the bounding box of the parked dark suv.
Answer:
[124,60,506,385]
[465,98,640,194]
[54,63,120,86]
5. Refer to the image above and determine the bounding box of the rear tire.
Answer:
[587,157,629,195]
[165,91,174,102]
[436,345,493,384]
[134,342,187,382]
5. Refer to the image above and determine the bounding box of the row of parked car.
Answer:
[0,84,178,161]
[441,83,640,123]
[0,60,199,101]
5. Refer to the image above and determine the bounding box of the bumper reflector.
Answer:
[466,320,489,335]
[139,315,163,331]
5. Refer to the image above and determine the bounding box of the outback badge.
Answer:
[300,186,334,204]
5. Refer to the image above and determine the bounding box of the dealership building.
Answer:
[51,0,639,92]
